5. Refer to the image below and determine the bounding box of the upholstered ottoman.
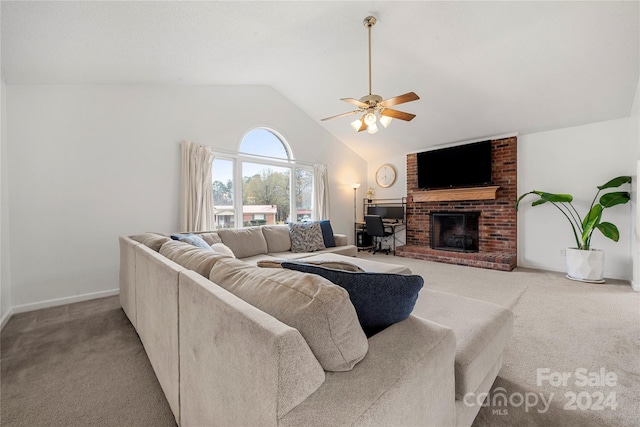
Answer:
[413,289,514,426]
[301,252,412,275]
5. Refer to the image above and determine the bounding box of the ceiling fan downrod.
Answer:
[364,16,377,97]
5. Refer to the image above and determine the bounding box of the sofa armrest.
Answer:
[333,233,348,246]
[179,270,325,426]
[280,315,457,426]
[119,236,140,328]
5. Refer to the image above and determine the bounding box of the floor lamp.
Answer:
[352,183,361,246]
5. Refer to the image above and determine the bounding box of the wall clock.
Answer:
[375,163,397,188]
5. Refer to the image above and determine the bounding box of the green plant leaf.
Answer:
[532,199,548,206]
[599,191,631,208]
[597,176,631,190]
[581,204,602,244]
[535,192,573,203]
[596,222,620,242]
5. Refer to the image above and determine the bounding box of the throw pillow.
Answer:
[210,242,235,258]
[282,262,424,337]
[318,220,336,248]
[289,222,325,253]
[257,259,364,272]
[210,258,369,372]
[170,233,213,251]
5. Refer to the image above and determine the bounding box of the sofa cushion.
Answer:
[160,240,231,277]
[257,259,364,272]
[261,225,291,253]
[318,220,336,248]
[171,233,213,250]
[412,289,514,400]
[210,243,235,258]
[217,227,268,259]
[282,262,423,337]
[194,232,223,245]
[289,222,325,253]
[209,258,368,372]
[130,232,171,252]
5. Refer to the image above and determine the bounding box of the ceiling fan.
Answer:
[321,16,419,134]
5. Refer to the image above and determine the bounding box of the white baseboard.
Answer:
[8,288,120,317]
[631,280,640,292]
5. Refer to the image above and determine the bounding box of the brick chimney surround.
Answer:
[396,136,517,271]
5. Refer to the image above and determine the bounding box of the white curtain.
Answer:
[312,164,330,220]
[179,140,214,232]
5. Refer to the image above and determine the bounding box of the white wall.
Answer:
[630,76,640,290]
[5,85,367,310]
[1,79,11,325]
[518,118,632,280]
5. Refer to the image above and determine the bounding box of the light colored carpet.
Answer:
[358,251,640,427]
[1,254,638,427]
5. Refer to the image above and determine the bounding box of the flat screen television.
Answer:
[416,140,492,189]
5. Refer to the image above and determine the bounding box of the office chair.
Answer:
[365,215,393,255]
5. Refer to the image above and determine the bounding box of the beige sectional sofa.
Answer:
[119,224,513,427]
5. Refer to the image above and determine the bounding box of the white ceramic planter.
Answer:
[566,248,605,283]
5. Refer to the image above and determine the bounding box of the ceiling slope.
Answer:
[2,1,638,159]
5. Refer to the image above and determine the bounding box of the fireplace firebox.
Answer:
[431,212,480,252]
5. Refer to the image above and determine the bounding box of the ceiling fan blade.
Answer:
[357,118,367,132]
[381,108,416,121]
[341,98,369,108]
[379,92,420,108]
[321,110,361,121]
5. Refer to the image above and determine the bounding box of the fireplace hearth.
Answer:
[431,212,479,252]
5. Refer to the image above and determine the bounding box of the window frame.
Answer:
[211,127,314,229]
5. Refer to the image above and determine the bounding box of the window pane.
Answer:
[242,162,290,227]
[212,158,235,229]
[295,168,313,222]
[239,129,289,159]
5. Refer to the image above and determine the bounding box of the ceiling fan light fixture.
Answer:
[364,112,377,126]
[320,16,419,133]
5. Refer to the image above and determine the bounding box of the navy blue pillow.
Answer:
[318,220,336,248]
[282,262,423,336]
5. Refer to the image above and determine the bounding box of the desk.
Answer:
[355,221,406,255]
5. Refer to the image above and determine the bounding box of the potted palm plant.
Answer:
[516,176,631,283]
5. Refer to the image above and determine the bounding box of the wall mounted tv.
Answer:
[417,140,492,190]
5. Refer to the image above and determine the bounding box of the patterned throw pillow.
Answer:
[289,222,326,253]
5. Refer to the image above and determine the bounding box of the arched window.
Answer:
[239,128,291,160]
[211,128,313,228]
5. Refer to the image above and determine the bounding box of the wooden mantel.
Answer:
[411,186,500,202]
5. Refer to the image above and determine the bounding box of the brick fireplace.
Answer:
[396,136,517,271]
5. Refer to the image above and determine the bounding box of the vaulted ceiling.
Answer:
[2,1,638,160]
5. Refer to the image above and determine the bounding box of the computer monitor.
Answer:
[366,205,404,221]
[385,206,405,221]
